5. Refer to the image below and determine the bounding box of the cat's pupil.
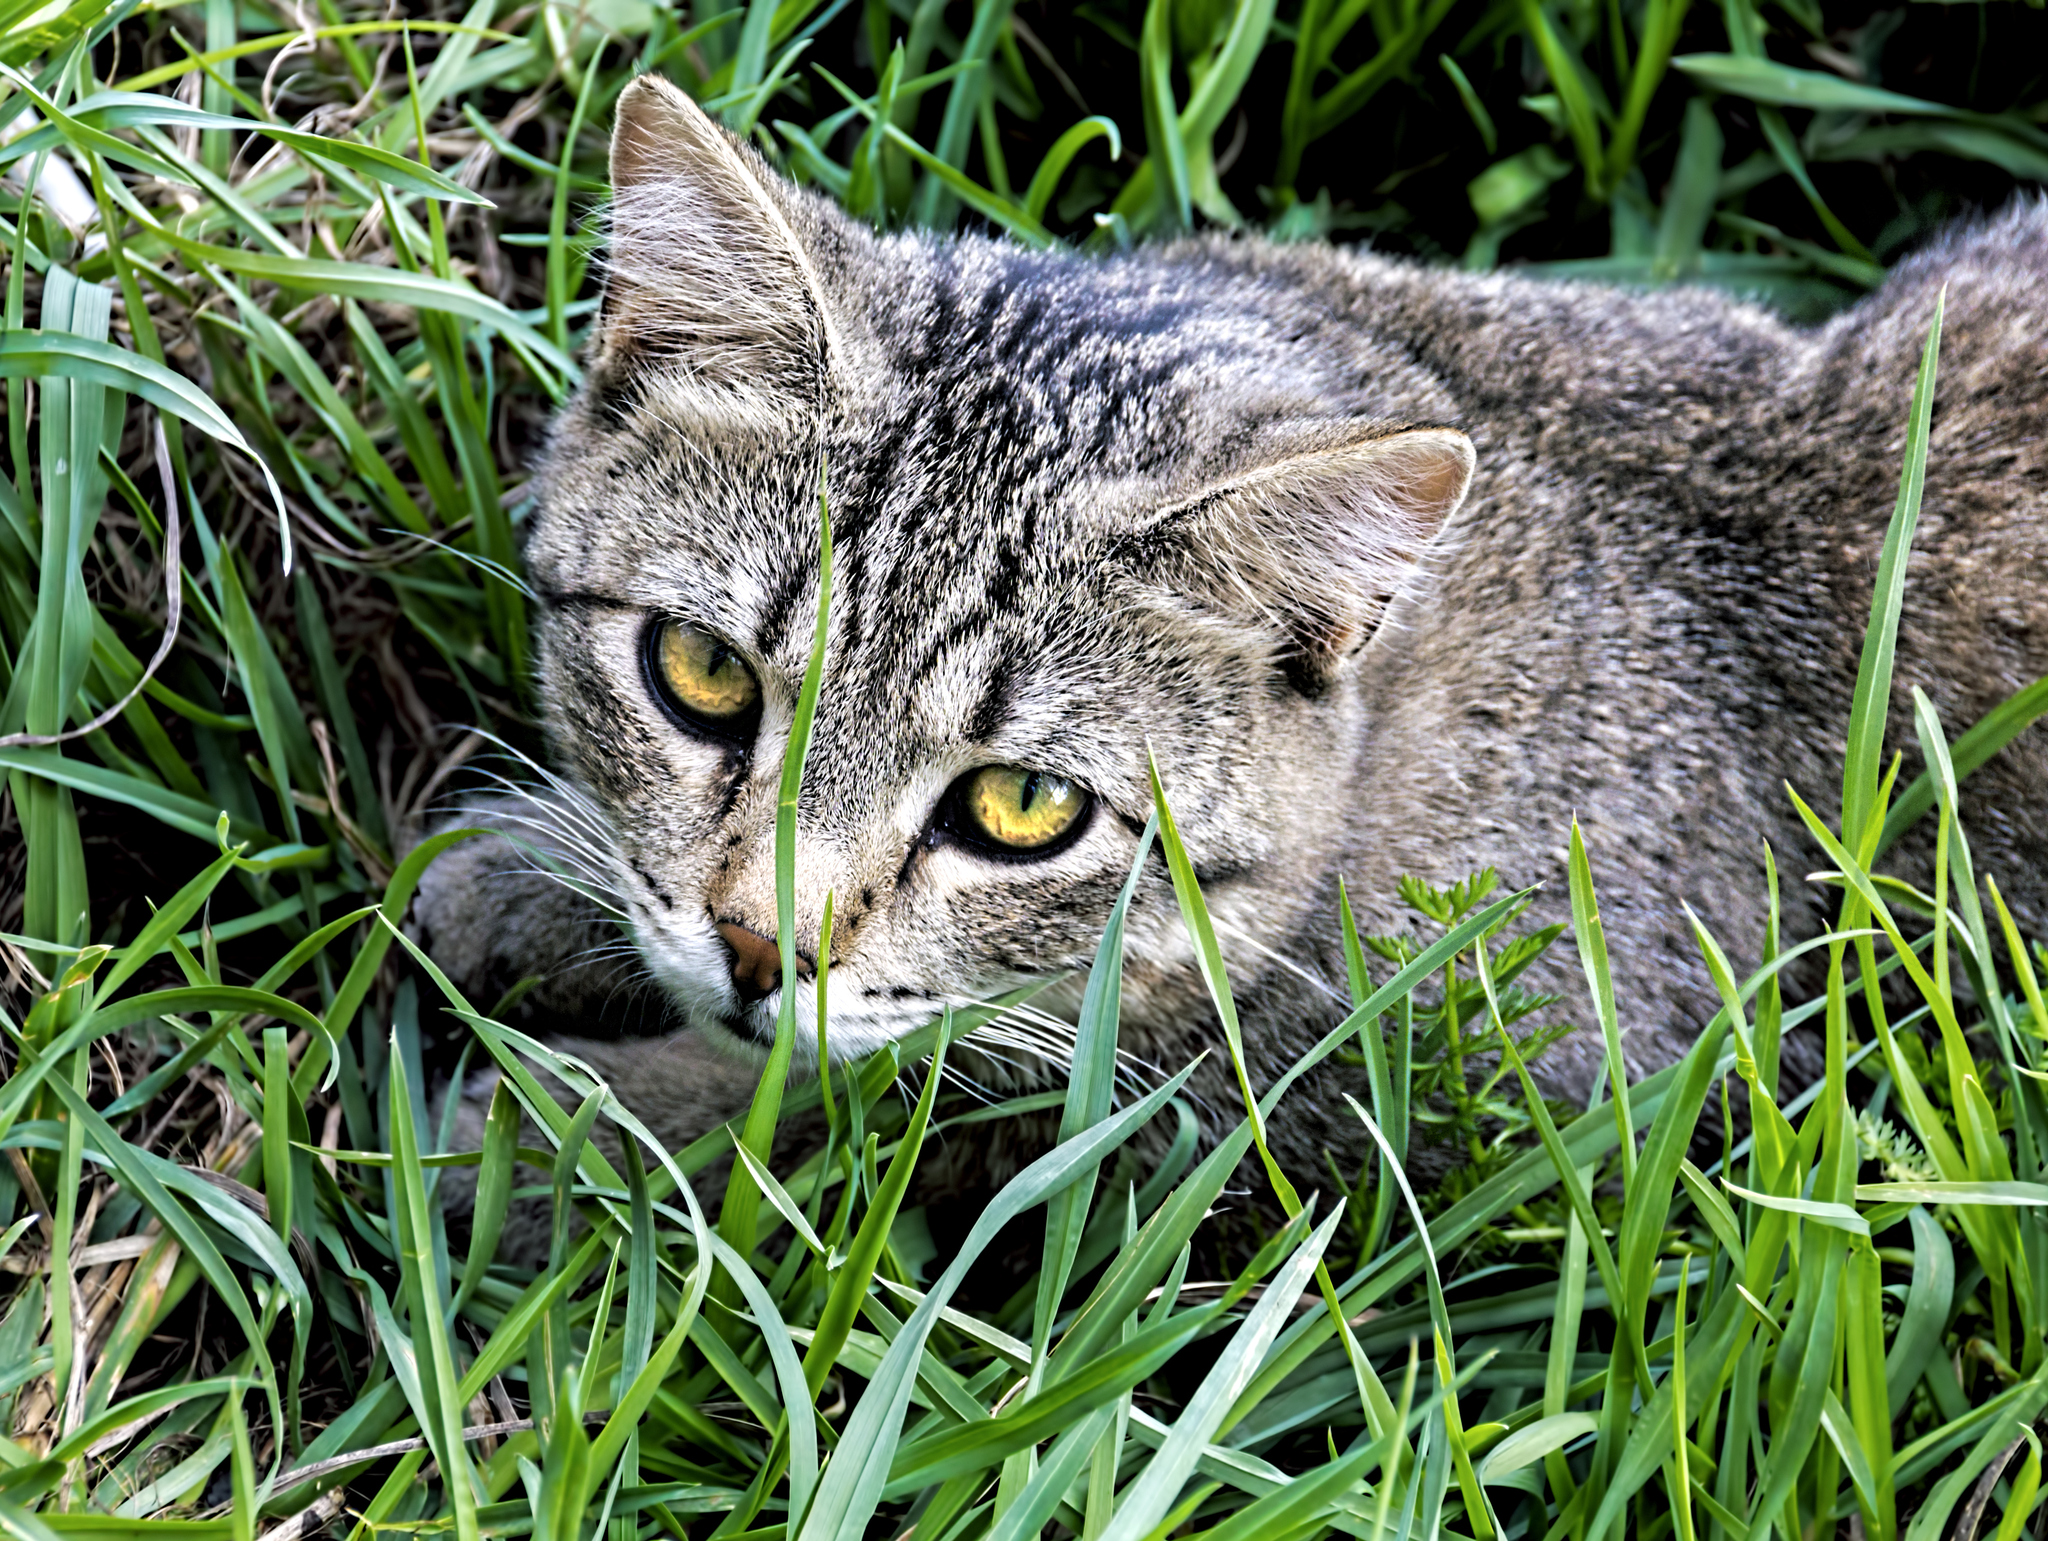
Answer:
[1020,773,1040,813]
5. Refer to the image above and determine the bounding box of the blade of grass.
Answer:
[388,1031,480,1541]
[1880,674,2048,855]
[1032,815,1155,1367]
[797,1058,1198,1540]
[717,461,832,1282]
[1841,288,1944,847]
[1092,1208,1345,1541]
[1567,819,1633,1182]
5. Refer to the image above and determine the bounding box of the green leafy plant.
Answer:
[1322,868,1576,1256]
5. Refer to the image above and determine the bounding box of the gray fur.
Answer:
[417,75,2048,1200]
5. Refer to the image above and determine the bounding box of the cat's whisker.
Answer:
[436,742,642,920]
[444,782,617,861]
[944,1004,1070,1061]
[491,837,630,891]
[558,940,649,971]
[968,1011,1070,1052]
[953,1028,1073,1085]
[492,838,633,900]
[965,998,1167,1099]
[454,733,624,839]
[455,777,611,847]
[1207,916,1348,1005]
[934,1061,1010,1106]
[500,861,635,921]
[599,968,675,1028]
[462,778,627,870]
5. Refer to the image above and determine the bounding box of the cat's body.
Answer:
[418,76,2048,1205]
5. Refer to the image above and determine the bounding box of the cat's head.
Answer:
[523,74,1476,1061]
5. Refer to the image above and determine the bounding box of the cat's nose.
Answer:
[715,921,813,1003]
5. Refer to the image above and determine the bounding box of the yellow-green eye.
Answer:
[959,766,1089,852]
[649,620,759,732]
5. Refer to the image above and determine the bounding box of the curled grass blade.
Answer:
[1022,116,1121,222]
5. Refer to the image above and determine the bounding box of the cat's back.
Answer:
[1811,194,2048,396]
[1185,228,1802,459]
[1800,200,2048,925]
[1796,196,2048,588]
[1195,199,2045,506]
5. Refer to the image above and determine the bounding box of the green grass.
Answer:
[2,0,2048,1538]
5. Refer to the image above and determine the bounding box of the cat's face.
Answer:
[523,77,1474,1061]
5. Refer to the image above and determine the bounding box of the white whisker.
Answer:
[1209,915,1348,1005]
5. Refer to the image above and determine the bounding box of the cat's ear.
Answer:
[601,74,833,399]
[1129,426,1475,691]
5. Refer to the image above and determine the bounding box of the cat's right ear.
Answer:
[601,75,835,403]
[1116,425,1476,693]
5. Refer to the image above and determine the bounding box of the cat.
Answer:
[415,72,2048,1216]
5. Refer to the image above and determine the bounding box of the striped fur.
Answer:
[418,74,2048,1200]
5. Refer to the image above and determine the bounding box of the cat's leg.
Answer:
[442,1032,768,1265]
[409,793,646,1030]
[411,795,764,1259]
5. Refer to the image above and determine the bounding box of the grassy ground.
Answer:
[2,0,2048,1537]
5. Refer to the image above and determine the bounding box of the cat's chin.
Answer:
[677,994,934,1068]
[682,1003,779,1060]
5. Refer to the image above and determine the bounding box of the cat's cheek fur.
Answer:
[902,842,1126,987]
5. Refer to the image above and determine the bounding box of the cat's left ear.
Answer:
[1125,425,1476,691]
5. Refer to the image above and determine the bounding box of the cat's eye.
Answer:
[956,766,1090,854]
[647,619,760,738]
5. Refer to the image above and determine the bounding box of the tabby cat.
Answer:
[417,74,2048,1202]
